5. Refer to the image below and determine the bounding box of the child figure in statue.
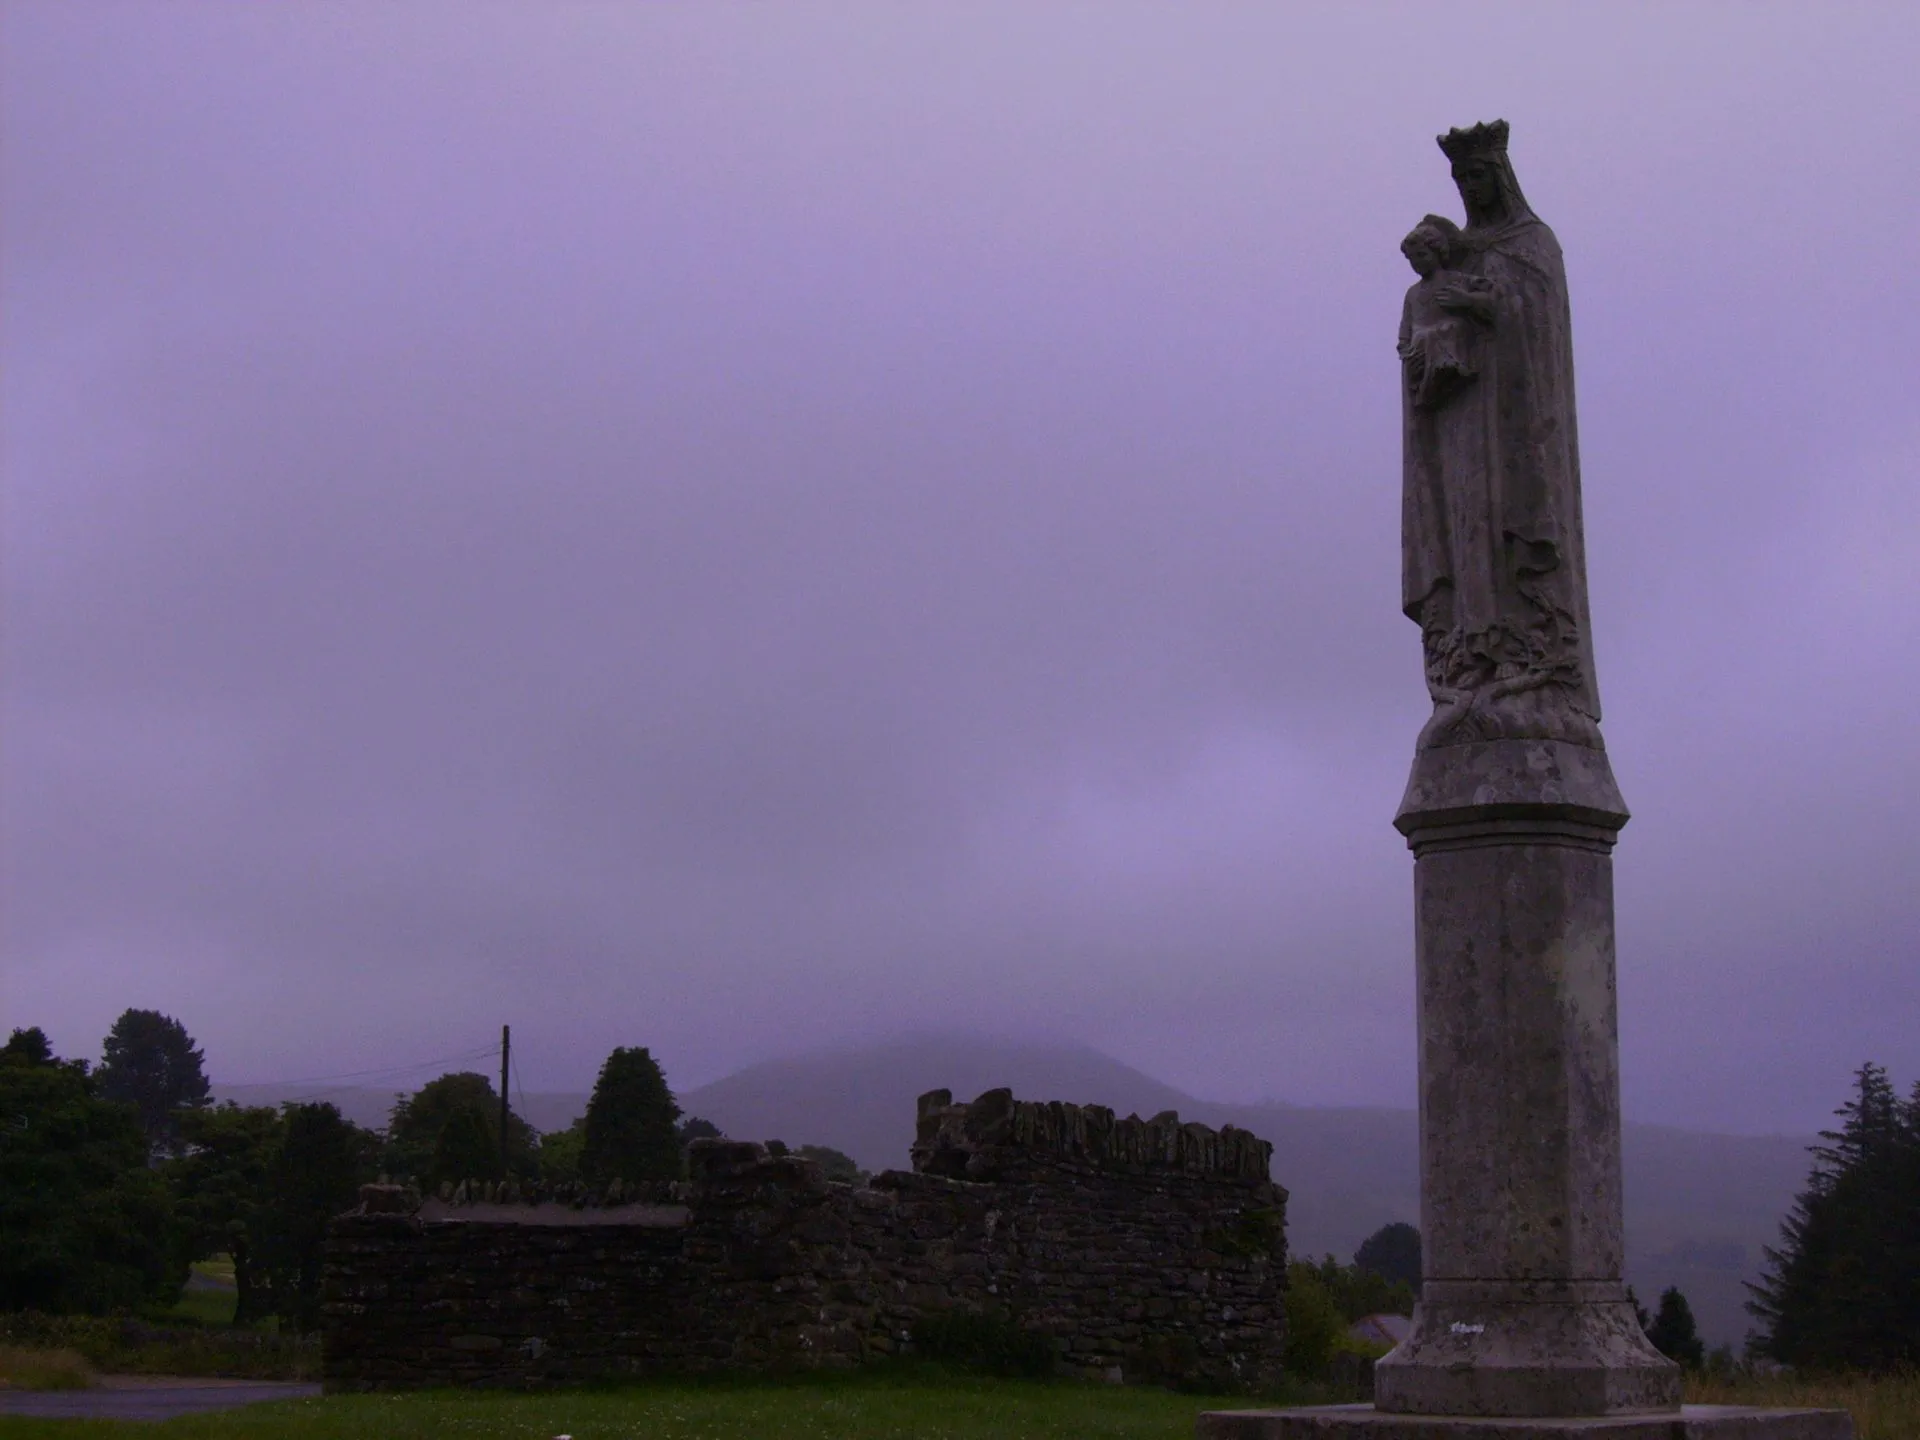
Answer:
[1397,214,1490,411]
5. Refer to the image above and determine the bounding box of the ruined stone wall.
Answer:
[321,1088,1289,1392]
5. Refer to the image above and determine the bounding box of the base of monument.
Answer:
[1195,1405,1853,1440]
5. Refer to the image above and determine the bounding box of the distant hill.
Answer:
[218,1033,1817,1348]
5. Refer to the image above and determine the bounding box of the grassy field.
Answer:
[1686,1370,1920,1440]
[0,1366,1911,1440]
[160,1263,239,1330]
[0,1368,1251,1439]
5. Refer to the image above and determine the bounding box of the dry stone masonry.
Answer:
[321,1087,1289,1391]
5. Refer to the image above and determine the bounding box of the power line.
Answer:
[221,1043,501,1093]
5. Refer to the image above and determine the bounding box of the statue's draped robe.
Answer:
[1401,212,1602,741]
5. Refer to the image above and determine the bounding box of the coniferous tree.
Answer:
[253,1103,378,1330]
[1354,1222,1422,1295]
[1627,1285,1652,1333]
[4,1028,53,1064]
[1647,1286,1705,1368]
[96,1009,210,1159]
[1747,1063,1920,1371]
[580,1047,682,1185]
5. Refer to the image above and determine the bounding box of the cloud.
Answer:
[2,3,1916,1130]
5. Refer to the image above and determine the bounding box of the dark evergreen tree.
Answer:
[0,1033,181,1312]
[1747,1063,1920,1371]
[1354,1221,1422,1294]
[252,1103,378,1330]
[1647,1286,1705,1368]
[581,1046,681,1185]
[385,1071,535,1182]
[1627,1284,1652,1332]
[95,1009,210,1159]
[4,1027,53,1064]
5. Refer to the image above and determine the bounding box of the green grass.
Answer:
[0,1313,316,1382]
[191,1258,236,1288]
[1687,1370,1920,1440]
[0,1367,1263,1439]
[2,1365,1906,1440]
[159,1286,237,1330]
[0,1346,94,1391]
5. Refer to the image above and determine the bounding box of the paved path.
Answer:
[0,1375,321,1421]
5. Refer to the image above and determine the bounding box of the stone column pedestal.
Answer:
[1372,738,1678,1418]
[1199,740,1852,1440]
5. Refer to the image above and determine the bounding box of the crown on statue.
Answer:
[1436,119,1510,163]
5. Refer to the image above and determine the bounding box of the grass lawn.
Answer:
[158,1261,239,1330]
[1,1368,1911,1440]
[1686,1370,1920,1440]
[0,1368,1252,1440]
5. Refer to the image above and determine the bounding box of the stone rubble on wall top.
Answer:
[911,1086,1274,1183]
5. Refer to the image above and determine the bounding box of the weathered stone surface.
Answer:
[1381,120,1682,1419]
[321,1090,1288,1392]
[1394,739,1625,834]
[1198,1404,1853,1440]
[1398,122,1602,754]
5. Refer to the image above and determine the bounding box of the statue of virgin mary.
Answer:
[1400,121,1603,751]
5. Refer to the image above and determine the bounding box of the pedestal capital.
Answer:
[1396,740,1628,850]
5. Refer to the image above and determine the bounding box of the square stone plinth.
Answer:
[1195,1405,1853,1440]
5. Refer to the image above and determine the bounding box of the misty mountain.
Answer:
[218,1034,1815,1347]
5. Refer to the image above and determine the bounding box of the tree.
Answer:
[678,1116,723,1144]
[1647,1286,1705,1368]
[166,1103,283,1324]
[1297,1253,1416,1324]
[95,1009,210,1159]
[1354,1222,1422,1295]
[1747,1062,1920,1371]
[4,1028,53,1065]
[429,1105,502,1188]
[0,1033,181,1312]
[1282,1260,1348,1379]
[385,1072,535,1185]
[580,1047,681,1185]
[252,1103,378,1331]
[166,1101,377,1329]
[537,1119,586,1183]
[1627,1284,1652,1333]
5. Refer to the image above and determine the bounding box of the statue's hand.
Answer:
[1433,280,1493,319]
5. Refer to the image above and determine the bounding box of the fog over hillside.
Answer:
[223,1033,1815,1347]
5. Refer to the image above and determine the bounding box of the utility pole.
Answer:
[499,1024,511,1173]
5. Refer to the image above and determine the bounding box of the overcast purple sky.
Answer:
[3,4,1915,1133]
